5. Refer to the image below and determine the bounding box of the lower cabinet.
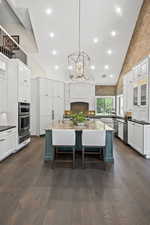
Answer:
[118,121,124,141]
[128,121,150,158]
[0,128,16,161]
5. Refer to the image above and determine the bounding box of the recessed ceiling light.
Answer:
[115,6,122,15]
[52,49,57,55]
[90,65,95,70]
[49,32,55,38]
[107,49,112,55]
[111,31,117,37]
[93,37,99,44]
[54,65,59,70]
[45,8,53,15]
[110,74,113,78]
[104,65,109,70]
[68,65,73,70]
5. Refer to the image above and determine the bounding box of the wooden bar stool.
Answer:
[82,130,106,168]
[52,129,76,168]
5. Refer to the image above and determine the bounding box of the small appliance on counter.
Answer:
[86,111,95,117]
[124,112,132,120]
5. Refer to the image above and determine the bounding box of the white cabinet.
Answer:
[128,121,144,154]
[0,128,16,161]
[0,54,8,113]
[128,121,134,147]
[0,53,7,79]
[31,78,65,135]
[132,57,149,122]
[123,71,133,113]
[18,61,31,103]
[127,121,150,158]
[118,121,124,140]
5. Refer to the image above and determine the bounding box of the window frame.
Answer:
[116,94,124,116]
[95,96,116,115]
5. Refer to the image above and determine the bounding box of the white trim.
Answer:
[95,96,115,115]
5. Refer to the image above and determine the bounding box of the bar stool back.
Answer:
[52,129,76,168]
[82,130,106,168]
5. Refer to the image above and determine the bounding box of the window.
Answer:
[96,96,115,115]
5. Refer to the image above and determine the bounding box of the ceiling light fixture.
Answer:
[104,65,109,70]
[90,65,95,70]
[46,8,53,15]
[52,49,57,55]
[54,65,59,70]
[93,37,99,44]
[107,49,112,55]
[110,74,113,78]
[115,6,122,15]
[49,32,55,38]
[111,31,117,37]
[68,0,91,80]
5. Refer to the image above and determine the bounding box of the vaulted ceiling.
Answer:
[8,0,143,84]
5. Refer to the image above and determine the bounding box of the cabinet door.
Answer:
[0,136,7,161]
[0,77,7,112]
[48,80,53,97]
[133,124,144,154]
[23,67,31,103]
[18,63,24,102]
[18,63,31,103]
[140,84,147,106]
[40,115,52,135]
[6,130,17,153]
[40,96,52,116]
[39,79,48,96]
[128,122,134,147]
[118,122,124,140]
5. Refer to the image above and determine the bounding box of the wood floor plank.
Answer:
[0,137,150,225]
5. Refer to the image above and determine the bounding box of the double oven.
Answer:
[18,103,30,143]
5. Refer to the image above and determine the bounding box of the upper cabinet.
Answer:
[0,54,8,113]
[123,71,133,113]
[132,58,149,108]
[123,57,150,122]
[0,53,7,79]
[18,61,31,103]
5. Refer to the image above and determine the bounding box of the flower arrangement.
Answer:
[71,112,86,126]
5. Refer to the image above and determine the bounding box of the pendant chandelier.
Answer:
[68,0,91,80]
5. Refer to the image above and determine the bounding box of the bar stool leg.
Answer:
[82,146,85,169]
[52,147,56,169]
[72,147,75,169]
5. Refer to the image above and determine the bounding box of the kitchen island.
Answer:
[44,120,114,162]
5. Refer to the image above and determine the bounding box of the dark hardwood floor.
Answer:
[0,137,150,225]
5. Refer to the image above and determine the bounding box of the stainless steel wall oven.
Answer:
[18,103,30,143]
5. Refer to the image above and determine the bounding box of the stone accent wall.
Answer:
[95,85,116,96]
[117,0,150,94]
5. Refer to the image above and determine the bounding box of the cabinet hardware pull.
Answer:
[0,139,5,142]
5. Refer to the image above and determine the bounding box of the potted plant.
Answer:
[71,112,86,126]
